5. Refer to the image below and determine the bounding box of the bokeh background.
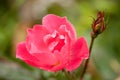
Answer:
[0,0,120,80]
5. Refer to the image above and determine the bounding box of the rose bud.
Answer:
[92,11,106,38]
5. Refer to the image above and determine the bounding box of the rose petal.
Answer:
[16,42,60,71]
[16,42,39,63]
[42,14,77,41]
[32,52,66,71]
[42,14,63,32]
[52,40,70,70]
[51,51,69,71]
[66,37,89,71]
[72,37,89,59]
[32,53,58,66]
[66,58,82,71]
[26,25,50,53]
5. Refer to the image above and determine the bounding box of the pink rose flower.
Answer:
[16,14,89,72]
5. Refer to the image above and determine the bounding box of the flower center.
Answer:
[44,31,65,53]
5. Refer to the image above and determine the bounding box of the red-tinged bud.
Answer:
[91,11,106,38]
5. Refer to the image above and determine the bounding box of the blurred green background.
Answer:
[0,0,120,80]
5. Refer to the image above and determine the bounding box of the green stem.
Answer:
[80,36,95,80]
[72,72,78,80]
[64,70,73,80]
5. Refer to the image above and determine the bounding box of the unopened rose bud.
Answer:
[91,11,106,38]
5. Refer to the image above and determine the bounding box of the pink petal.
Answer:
[66,37,89,71]
[50,28,72,70]
[50,61,66,71]
[16,42,60,71]
[32,52,66,71]
[16,42,40,63]
[42,14,77,41]
[43,31,65,52]
[52,42,70,71]
[42,14,63,32]
[49,52,68,71]
[32,53,58,67]
[26,25,50,53]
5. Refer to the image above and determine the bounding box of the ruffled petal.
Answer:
[42,14,63,32]
[16,42,61,71]
[32,53,66,71]
[52,40,70,71]
[16,42,40,64]
[66,37,89,71]
[32,52,58,66]
[26,25,50,53]
[42,14,77,41]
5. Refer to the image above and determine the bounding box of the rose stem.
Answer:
[64,70,73,80]
[71,72,77,80]
[80,36,95,80]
